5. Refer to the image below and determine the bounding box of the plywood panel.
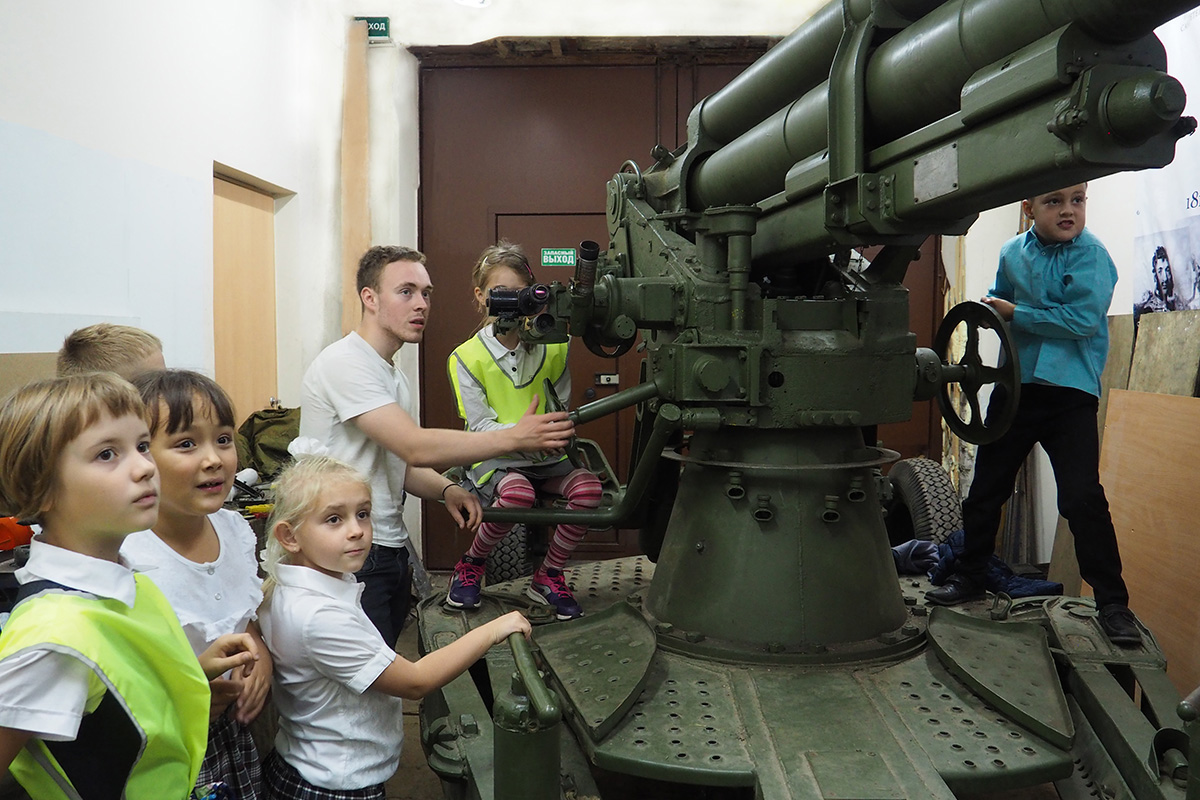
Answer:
[214,178,277,424]
[1099,389,1200,695]
[1098,314,1135,441]
[0,352,56,398]
[1127,309,1200,396]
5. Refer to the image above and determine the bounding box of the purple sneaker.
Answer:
[527,568,583,620]
[446,555,487,609]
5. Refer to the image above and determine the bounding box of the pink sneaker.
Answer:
[527,568,583,620]
[446,555,486,609]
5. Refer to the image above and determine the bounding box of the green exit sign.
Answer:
[541,247,576,267]
[354,17,390,39]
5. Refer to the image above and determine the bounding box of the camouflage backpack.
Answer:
[235,407,301,480]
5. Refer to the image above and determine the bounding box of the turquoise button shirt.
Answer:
[993,227,1117,398]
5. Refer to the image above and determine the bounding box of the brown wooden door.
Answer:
[416,48,943,568]
[419,64,657,568]
[417,55,763,568]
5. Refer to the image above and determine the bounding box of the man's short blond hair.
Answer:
[0,373,145,522]
[57,323,163,379]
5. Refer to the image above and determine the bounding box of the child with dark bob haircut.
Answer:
[0,373,258,798]
[122,369,271,798]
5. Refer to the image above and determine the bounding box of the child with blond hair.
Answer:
[258,454,530,799]
[0,373,257,798]
[56,322,166,380]
[926,183,1141,647]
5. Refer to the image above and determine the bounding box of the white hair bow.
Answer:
[287,437,331,459]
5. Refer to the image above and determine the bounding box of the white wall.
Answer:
[0,0,347,392]
[357,0,823,45]
[0,0,815,386]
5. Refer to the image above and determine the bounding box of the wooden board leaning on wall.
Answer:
[1099,388,1200,697]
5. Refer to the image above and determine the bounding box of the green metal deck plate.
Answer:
[741,666,955,799]
[586,650,757,787]
[418,560,1086,799]
[804,750,908,799]
[927,606,1073,750]
[480,556,655,618]
[1054,696,1136,800]
[533,600,656,741]
[1041,597,1165,667]
[875,650,1072,793]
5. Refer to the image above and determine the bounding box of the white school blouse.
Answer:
[0,536,127,739]
[121,508,263,654]
[259,564,404,790]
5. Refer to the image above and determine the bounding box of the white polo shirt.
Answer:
[259,564,403,790]
[0,537,124,739]
[300,331,411,548]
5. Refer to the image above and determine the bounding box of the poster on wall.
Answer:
[1134,10,1200,322]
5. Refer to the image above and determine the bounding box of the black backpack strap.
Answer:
[8,580,140,799]
[45,690,141,800]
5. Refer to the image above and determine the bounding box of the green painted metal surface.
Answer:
[493,672,560,800]
[873,651,1070,793]
[418,556,1200,799]
[532,601,655,742]
[647,428,908,651]
[926,607,1073,750]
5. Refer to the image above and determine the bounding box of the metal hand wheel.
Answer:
[932,301,1021,445]
[543,377,583,467]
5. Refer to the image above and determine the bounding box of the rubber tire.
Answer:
[485,524,538,584]
[886,457,963,545]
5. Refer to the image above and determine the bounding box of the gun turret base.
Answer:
[418,557,1178,800]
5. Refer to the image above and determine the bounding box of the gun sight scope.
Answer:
[487,284,550,319]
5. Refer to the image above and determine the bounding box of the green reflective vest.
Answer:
[0,574,209,800]
[447,333,569,486]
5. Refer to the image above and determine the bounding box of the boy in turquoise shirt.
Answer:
[926,183,1142,647]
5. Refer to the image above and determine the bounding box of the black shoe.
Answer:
[925,574,985,606]
[1099,604,1143,647]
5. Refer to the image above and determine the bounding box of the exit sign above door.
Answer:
[354,17,390,40]
[541,247,576,267]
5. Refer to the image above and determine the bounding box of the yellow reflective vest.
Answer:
[0,575,209,800]
[447,332,569,486]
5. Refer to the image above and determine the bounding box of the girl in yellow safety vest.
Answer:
[445,241,603,620]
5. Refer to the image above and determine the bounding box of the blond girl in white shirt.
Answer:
[258,454,530,800]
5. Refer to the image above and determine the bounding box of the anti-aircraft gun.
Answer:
[418,1,1200,798]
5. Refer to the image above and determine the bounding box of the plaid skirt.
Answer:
[262,750,384,800]
[198,711,262,800]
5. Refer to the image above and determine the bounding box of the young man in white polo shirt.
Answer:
[299,245,574,646]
